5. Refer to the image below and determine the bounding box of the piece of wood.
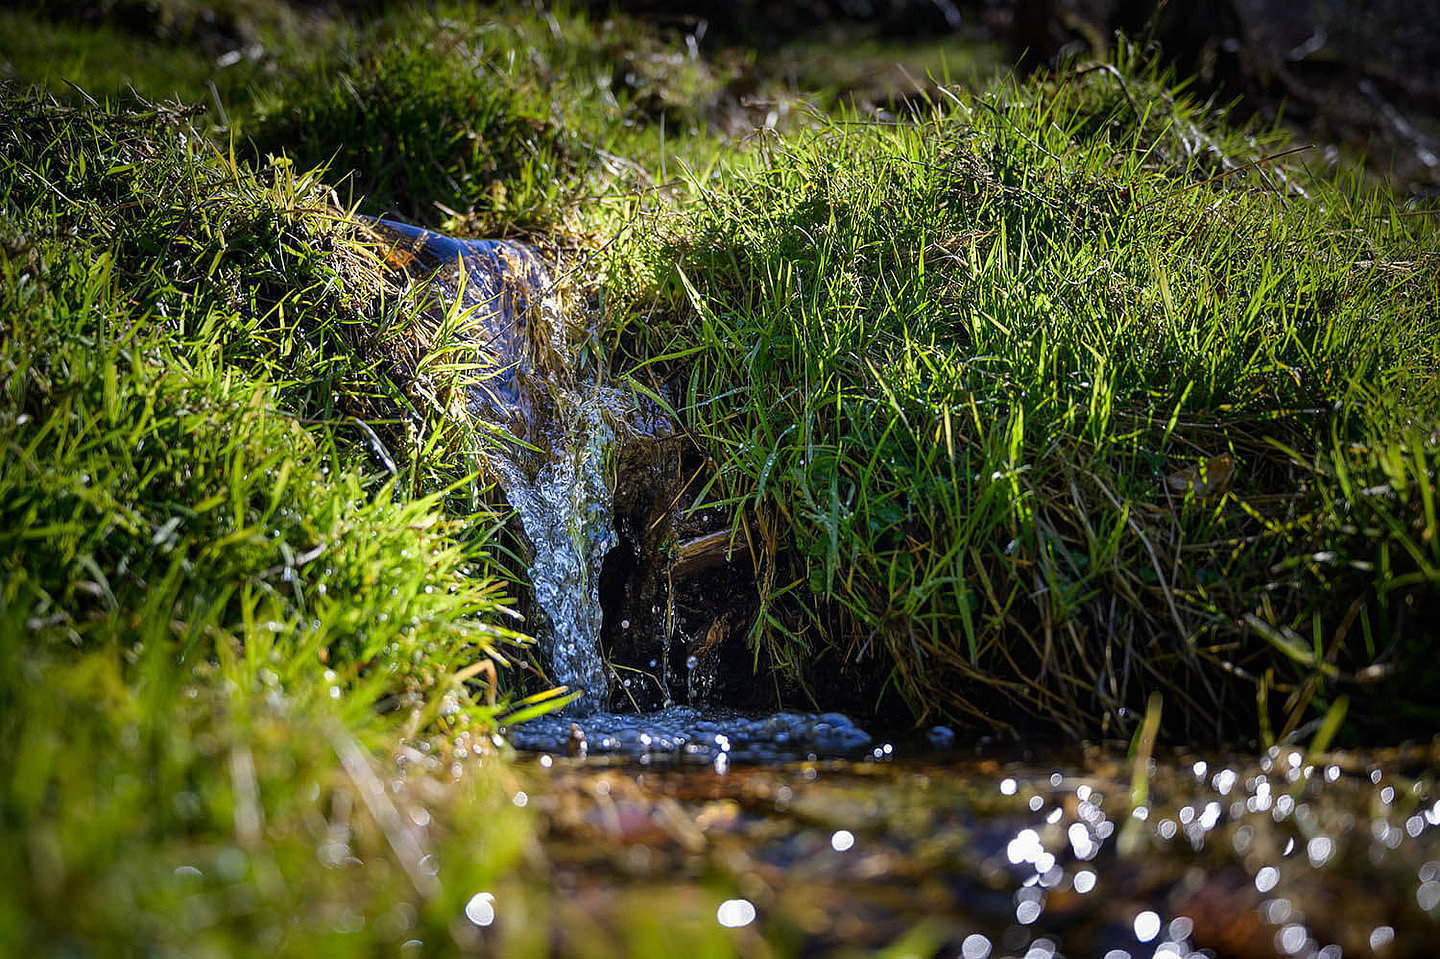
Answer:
[670,530,737,580]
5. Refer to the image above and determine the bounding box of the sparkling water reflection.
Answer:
[506,742,1440,957]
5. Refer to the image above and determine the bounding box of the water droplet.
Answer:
[1263,899,1293,924]
[464,892,495,926]
[1418,880,1440,912]
[1134,910,1161,943]
[716,899,755,928]
[1007,828,1043,865]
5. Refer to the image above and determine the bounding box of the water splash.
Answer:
[487,397,616,707]
[365,217,616,711]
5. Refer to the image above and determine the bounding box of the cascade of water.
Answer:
[364,217,617,712]
[487,397,616,710]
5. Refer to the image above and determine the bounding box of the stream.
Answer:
[365,216,619,707]
[369,219,1440,957]
[489,741,1440,958]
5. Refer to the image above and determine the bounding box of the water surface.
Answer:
[482,737,1440,958]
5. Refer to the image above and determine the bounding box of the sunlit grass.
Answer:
[246,4,740,234]
[2,3,1440,950]
[0,84,539,954]
[610,55,1440,739]
[3,0,1436,750]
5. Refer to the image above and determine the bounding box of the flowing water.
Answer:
[485,397,617,709]
[366,217,617,709]
[455,739,1440,959]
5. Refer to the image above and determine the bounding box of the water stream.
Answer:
[366,217,617,711]
[494,741,1440,958]
[485,397,616,707]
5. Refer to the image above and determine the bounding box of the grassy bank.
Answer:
[5,0,1439,737]
[0,79,548,953]
[1,1,1439,948]
[611,58,1440,739]
[4,1,1438,730]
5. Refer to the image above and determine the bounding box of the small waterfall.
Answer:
[365,217,616,712]
[487,397,616,707]
[363,218,878,752]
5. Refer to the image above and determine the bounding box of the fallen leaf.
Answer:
[1165,453,1234,499]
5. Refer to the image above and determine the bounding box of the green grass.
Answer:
[245,6,740,233]
[609,56,1440,739]
[0,83,545,954]
[0,1,338,126]
[1,2,1440,950]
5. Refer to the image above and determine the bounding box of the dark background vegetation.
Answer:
[18,0,1440,192]
[591,0,1440,194]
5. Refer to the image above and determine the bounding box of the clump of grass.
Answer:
[247,4,737,234]
[0,85,544,952]
[613,55,1440,740]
